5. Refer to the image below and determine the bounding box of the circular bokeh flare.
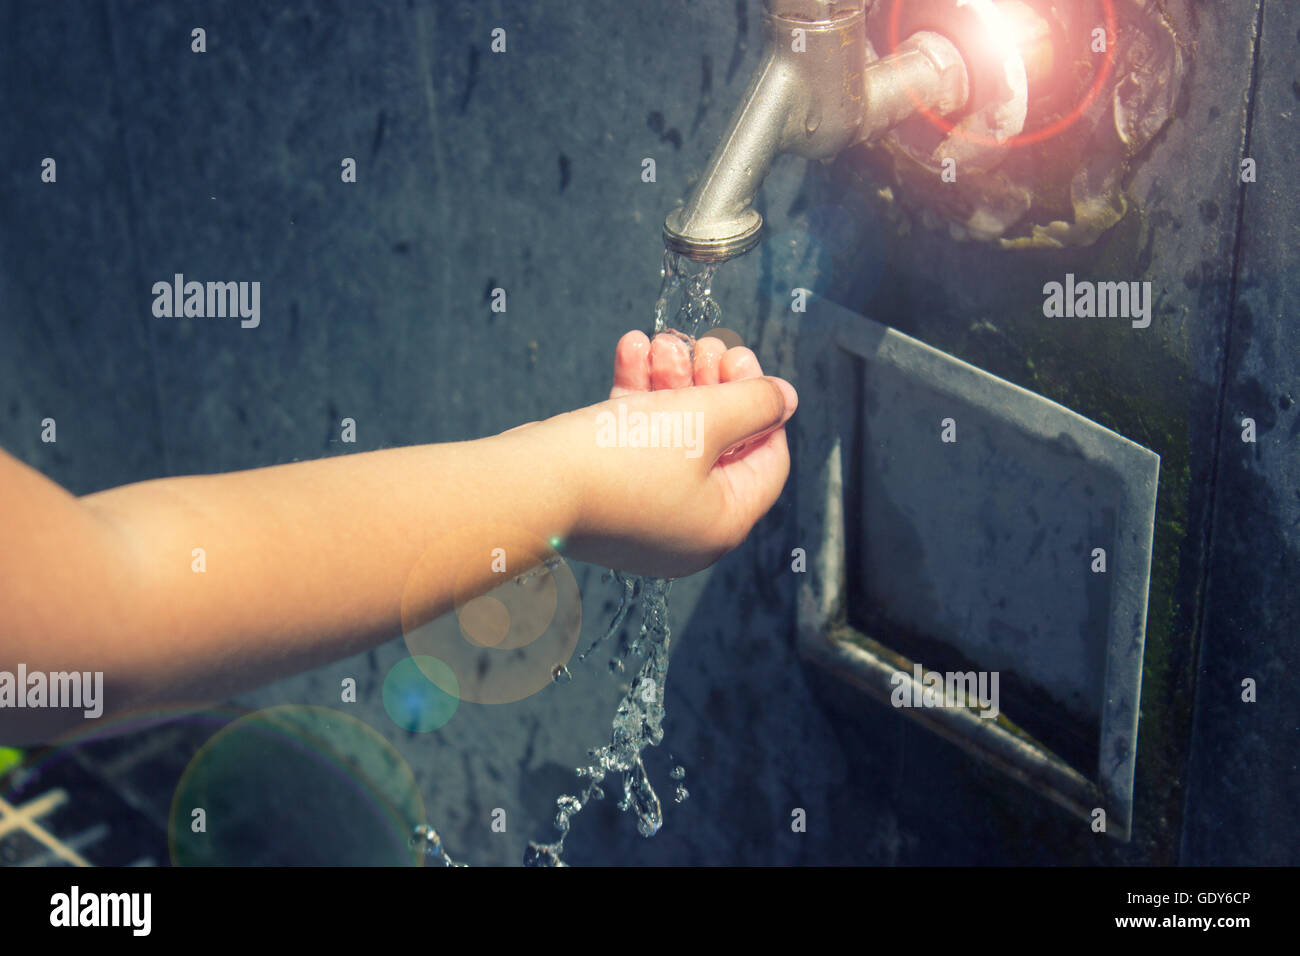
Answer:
[168,706,426,866]
[401,524,582,705]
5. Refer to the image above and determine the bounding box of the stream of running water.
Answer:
[521,252,723,866]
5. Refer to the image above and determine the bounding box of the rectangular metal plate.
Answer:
[793,295,1159,840]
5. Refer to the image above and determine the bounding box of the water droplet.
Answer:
[524,842,567,867]
[412,824,461,866]
[670,765,686,780]
[674,784,689,804]
[551,663,572,684]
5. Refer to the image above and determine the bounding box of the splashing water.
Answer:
[523,252,722,866]
[523,573,673,865]
[672,761,689,804]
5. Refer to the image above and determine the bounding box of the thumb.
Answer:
[699,376,797,460]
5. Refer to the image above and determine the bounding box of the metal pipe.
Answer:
[859,31,969,143]
[662,51,802,263]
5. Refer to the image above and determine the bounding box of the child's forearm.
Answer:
[1,360,796,744]
[2,429,579,741]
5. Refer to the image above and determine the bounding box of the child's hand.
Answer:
[524,330,797,578]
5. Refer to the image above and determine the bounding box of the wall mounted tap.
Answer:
[663,0,970,262]
[666,0,1187,252]
[662,0,1082,261]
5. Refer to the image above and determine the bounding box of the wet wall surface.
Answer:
[0,0,1294,865]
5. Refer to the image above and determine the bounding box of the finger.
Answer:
[719,346,762,382]
[650,332,694,390]
[716,348,767,455]
[692,336,726,386]
[697,376,798,461]
[610,330,651,398]
[715,425,791,521]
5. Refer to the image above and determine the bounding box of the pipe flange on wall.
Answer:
[859,0,1186,247]
[867,0,1030,175]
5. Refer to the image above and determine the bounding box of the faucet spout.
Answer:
[664,0,867,263]
[663,50,803,263]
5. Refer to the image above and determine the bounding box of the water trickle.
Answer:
[514,554,565,585]
[523,253,726,866]
[577,570,638,663]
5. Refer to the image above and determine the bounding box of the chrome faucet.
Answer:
[663,0,979,262]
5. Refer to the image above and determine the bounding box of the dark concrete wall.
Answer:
[1180,0,1300,866]
[0,0,1293,864]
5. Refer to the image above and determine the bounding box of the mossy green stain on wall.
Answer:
[962,212,1195,862]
